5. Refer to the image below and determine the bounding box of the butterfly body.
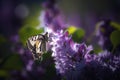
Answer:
[26,32,48,60]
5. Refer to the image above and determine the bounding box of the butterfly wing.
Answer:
[26,32,48,61]
[35,40,47,61]
[26,37,40,60]
[41,41,46,52]
[26,38,36,53]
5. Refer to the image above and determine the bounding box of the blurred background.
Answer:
[0,0,120,80]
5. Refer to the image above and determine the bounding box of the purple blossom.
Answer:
[49,31,94,75]
[39,0,66,32]
[49,31,75,74]
[9,34,19,43]
[49,30,120,80]
[96,50,120,71]
[96,20,115,51]
[42,0,59,25]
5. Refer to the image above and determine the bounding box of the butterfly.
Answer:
[26,32,48,61]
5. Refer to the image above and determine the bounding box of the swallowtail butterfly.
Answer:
[26,32,48,61]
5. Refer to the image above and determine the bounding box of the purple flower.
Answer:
[96,50,120,71]
[9,34,19,43]
[49,31,120,80]
[96,20,115,51]
[39,0,66,32]
[42,0,59,25]
[49,31,93,75]
[49,31,75,74]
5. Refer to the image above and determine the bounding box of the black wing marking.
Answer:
[26,39,35,53]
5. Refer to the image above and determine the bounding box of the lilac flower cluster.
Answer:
[49,31,120,80]
[2,0,120,80]
[49,31,94,75]
[96,50,120,71]
[96,20,115,51]
[39,0,65,32]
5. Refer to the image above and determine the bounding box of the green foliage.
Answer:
[94,45,103,54]
[0,70,8,77]
[110,30,120,47]
[0,35,7,44]
[24,17,40,27]
[0,35,10,60]
[2,54,23,70]
[67,26,77,34]
[42,52,51,61]
[67,26,85,43]
[19,26,44,45]
[72,28,85,43]
[110,21,120,30]
[38,52,57,80]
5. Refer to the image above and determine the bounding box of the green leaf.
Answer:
[38,52,57,80]
[34,52,51,64]
[2,54,23,70]
[93,45,103,54]
[0,35,7,44]
[24,17,40,27]
[110,22,120,30]
[110,30,120,47]
[67,26,85,43]
[72,28,85,43]
[19,26,44,45]
[0,70,8,77]
[67,26,77,34]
